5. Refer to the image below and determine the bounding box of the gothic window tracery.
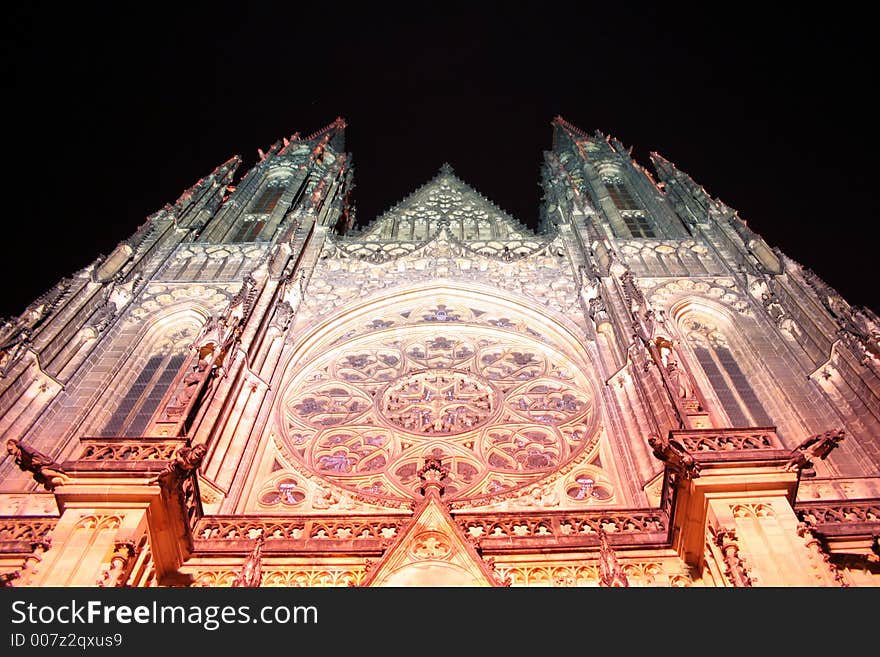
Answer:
[98,329,195,437]
[231,178,290,243]
[684,318,773,428]
[604,179,640,211]
[621,212,655,238]
[278,327,600,502]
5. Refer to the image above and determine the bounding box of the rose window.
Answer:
[381,370,495,434]
[279,329,598,502]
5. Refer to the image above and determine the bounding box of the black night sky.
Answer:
[2,4,877,319]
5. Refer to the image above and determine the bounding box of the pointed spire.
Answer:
[551,115,590,139]
[232,534,264,587]
[597,528,629,587]
[303,116,347,141]
[358,163,531,239]
[170,154,242,214]
[649,152,711,200]
[648,151,677,181]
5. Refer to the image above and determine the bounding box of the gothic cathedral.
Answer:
[2,117,878,587]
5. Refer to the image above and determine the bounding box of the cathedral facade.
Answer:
[1,117,878,587]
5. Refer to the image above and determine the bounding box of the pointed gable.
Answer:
[355,164,535,243]
[360,459,505,587]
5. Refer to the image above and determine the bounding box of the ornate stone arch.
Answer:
[287,282,592,371]
[85,306,208,437]
[267,284,618,507]
[666,296,778,431]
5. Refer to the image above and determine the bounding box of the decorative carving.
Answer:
[147,443,207,487]
[783,429,846,477]
[597,528,629,587]
[0,331,31,377]
[713,527,752,587]
[458,511,666,541]
[279,330,597,502]
[802,267,880,363]
[383,370,494,435]
[78,439,184,462]
[495,560,690,587]
[16,540,51,586]
[194,517,403,545]
[97,540,137,588]
[0,570,20,587]
[5,439,67,491]
[231,535,264,587]
[672,428,779,453]
[647,434,701,479]
[797,522,848,586]
[646,278,750,317]
[0,518,57,544]
[418,457,449,497]
[796,501,880,528]
[193,568,364,588]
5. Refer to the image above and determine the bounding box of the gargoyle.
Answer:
[5,438,67,491]
[784,429,846,477]
[148,443,207,487]
[648,433,701,479]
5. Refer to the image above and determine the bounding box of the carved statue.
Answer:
[148,443,207,487]
[177,358,212,406]
[648,434,701,479]
[5,439,67,491]
[665,360,693,400]
[0,332,31,377]
[784,429,846,476]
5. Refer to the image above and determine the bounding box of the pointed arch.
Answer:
[90,307,207,437]
[669,298,774,429]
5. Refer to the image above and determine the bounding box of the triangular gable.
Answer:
[355,164,535,243]
[360,459,504,587]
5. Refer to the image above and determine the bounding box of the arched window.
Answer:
[231,179,289,243]
[683,317,773,428]
[604,178,640,210]
[98,329,194,437]
[251,185,285,214]
[602,177,654,238]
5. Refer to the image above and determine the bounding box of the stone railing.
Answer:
[456,509,668,548]
[68,437,188,472]
[796,500,880,537]
[672,427,783,453]
[0,517,57,553]
[192,515,408,553]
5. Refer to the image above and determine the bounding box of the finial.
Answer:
[597,527,629,587]
[417,456,449,497]
[439,162,454,176]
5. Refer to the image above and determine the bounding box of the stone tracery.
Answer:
[279,327,599,501]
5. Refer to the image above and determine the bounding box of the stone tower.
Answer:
[1,117,878,587]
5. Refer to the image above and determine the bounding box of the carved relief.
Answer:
[494,560,692,587]
[301,234,579,329]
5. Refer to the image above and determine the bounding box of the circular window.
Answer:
[279,328,599,501]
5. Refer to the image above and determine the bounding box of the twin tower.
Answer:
[1,116,878,587]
